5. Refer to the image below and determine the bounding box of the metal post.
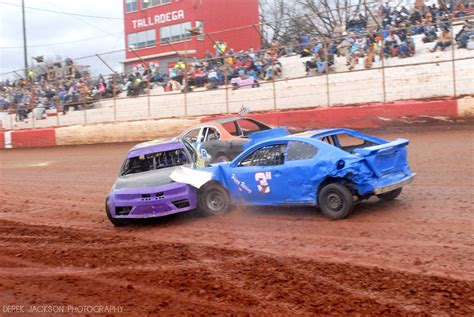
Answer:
[10,111,14,130]
[224,62,229,115]
[206,32,229,114]
[95,53,119,119]
[324,39,330,107]
[147,88,152,118]
[163,41,187,116]
[183,88,188,117]
[21,0,28,78]
[380,29,387,103]
[271,58,277,110]
[113,74,117,121]
[56,105,60,126]
[451,23,457,98]
[83,102,87,124]
[183,53,188,117]
[30,82,35,128]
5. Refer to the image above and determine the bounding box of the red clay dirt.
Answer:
[0,125,473,316]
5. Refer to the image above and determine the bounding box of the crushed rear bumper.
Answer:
[374,173,416,195]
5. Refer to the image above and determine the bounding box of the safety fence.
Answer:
[1,13,473,130]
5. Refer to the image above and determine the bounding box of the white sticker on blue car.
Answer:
[255,172,272,194]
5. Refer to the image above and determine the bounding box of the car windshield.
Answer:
[121,148,188,176]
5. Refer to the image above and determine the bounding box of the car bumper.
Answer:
[374,173,416,195]
[108,183,197,219]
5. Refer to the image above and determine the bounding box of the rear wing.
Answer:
[243,127,290,150]
[353,139,409,156]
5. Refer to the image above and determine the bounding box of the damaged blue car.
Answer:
[171,129,416,220]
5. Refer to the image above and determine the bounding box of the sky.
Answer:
[0,0,125,79]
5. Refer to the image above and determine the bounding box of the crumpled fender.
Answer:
[329,156,375,196]
[169,164,229,189]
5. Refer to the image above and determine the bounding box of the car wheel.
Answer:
[215,154,231,163]
[318,183,354,220]
[377,188,402,201]
[105,198,130,227]
[198,184,230,216]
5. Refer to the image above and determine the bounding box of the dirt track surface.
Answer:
[0,125,473,316]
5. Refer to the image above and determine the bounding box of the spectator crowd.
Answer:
[0,1,472,122]
[298,1,473,75]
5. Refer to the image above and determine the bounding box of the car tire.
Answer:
[105,198,130,227]
[318,183,354,220]
[198,183,230,216]
[377,188,402,201]
[215,154,231,163]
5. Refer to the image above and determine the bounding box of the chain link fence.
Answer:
[1,16,473,130]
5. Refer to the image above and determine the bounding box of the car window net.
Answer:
[240,144,286,167]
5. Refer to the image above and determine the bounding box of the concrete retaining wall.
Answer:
[1,118,200,149]
[203,99,461,129]
[1,98,472,149]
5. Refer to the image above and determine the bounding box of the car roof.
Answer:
[130,137,182,152]
[272,128,351,141]
[212,117,249,124]
[201,116,265,126]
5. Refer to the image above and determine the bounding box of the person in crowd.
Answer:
[456,22,474,48]
[213,41,227,59]
[0,95,9,111]
[385,31,402,57]
[230,70,259,89]
[305,54,326,75]
[399,34,415,57]
[33,98,46,120]
[430,27,452,52]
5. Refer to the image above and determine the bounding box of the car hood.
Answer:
[113,166,187,190]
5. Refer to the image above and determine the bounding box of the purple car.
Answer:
[106,138,204,226]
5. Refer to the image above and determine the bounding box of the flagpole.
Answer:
[22,0,28,78]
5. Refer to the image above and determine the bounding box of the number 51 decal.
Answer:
[255,172,272,194]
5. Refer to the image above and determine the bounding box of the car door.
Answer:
[283,140,320,204]
[227,142,289,205]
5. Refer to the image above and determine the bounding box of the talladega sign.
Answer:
[131,10,185,29]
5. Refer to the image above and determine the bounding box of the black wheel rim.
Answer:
[207,190,225,212]
[326,191,344,212]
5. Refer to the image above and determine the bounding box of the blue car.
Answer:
[172,128,416,219]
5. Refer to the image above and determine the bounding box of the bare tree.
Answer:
[260,0,288,43]
[259,0,377,46]
[295,0,367,35]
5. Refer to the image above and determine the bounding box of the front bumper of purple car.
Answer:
[107,182,197,219]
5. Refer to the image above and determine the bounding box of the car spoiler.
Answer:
[243,127,290,150]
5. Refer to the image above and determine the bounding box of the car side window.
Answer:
[335,133,377,153]
[239,144,287,167]
[237,119,268,136]
[222,122,240,136]
[204,127,220,142]
[184,128,201,143]
[287,141,318,161]
[320,136,335,145]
